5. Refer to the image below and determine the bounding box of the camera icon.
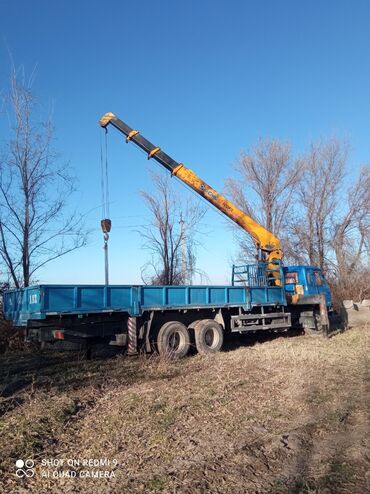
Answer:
[15,459,35,478]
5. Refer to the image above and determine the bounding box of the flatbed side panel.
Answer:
[3,286,44,326]
[108,286,134,309]
[43,285,135,312]
[250,287,286,306]
[4,283,286,326]
[140,285,286,309]
[140,286,249,309]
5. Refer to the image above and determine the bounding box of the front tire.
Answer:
[304,312,324,336]
[157,321,190,358]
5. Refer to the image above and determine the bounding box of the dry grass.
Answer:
[0,326,369,493]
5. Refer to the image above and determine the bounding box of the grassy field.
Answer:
[0,326,369,494]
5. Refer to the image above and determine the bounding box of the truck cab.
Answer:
[283,266,332,310]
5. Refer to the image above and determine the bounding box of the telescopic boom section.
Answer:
[99,112,282,264]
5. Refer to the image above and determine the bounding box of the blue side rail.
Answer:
[4,264,287,327]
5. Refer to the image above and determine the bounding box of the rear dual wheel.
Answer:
[157,321,190,359]
[194,319,224,355]
[156,319,224,358]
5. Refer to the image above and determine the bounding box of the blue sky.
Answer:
[1,0,370,284]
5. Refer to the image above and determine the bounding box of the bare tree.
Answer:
[332,167,370,274]
[224,135,369,303]
[287,138,348,270]
[330,165,370,300]
[139,172,205,285]
[286,137,370,303]
[225,138,301,261]
[0,69,87,287]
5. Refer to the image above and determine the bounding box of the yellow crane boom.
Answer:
[99,112,282,264]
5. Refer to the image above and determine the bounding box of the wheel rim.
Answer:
[204,328,219,349]
[167,329,184,352]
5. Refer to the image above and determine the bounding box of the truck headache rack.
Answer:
[232,262,284,287]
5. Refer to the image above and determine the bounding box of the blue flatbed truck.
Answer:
[2,113,333,356]
[3,263,331,357]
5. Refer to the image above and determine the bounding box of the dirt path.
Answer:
[0,326,369,493]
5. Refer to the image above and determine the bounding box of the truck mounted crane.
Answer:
[2,113,333,359]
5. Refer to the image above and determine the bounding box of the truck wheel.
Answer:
[157,321,190,358]
[194,319,224,355]
[315,312,323,333]
[315,311,329,336]
[304,312,324,336]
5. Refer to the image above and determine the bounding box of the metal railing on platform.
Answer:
[232,262,283,287]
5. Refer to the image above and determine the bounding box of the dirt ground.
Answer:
[0,326,369,494]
